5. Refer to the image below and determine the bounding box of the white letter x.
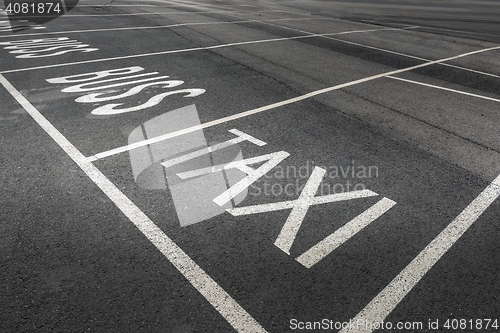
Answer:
[227,167,378,254]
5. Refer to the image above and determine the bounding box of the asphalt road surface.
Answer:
[1,0,499,332]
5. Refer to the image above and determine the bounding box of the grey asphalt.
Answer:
[1,0,499,332]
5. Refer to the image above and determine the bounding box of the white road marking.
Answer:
[46,66,205,115]
[0,74,268,333]
[340,174,500,333]
[297,198,397,268]
[161,128,266,169]
[61,10,294,17]
[414,25,500,38]
[227,164,380,256]
[0,37,98,58]
[274,167,326,254]
[358,19,500,38]
[78,4,159,6]
[259,20,500,79]
[212,151,290,206]
[227,190,378,215]
[0,27,400,74]
[60,0,67,13]
[0,17,331,38]
[88,44,500,161]
[387,76,500,103]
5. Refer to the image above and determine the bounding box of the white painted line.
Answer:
[212,151,290,206]
[161,128,266,169]
[340,174,500,333]
[78,4,159,6]
[357,19,500,38]
[274,167,326,254]
[88,44,500,161]
[413,25,500,38]
[0,74,268,333]
[224,165,382,256]
[0,17,332,38]
[227,190,379,215]
[0,27,399,74]
[296,197,396,268]
[59,9,292,17]
[387,76,500,103]
[260,20,500,79]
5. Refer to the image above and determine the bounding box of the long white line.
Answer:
[259,20,500,79]
[0,17,333,38]
[0,74,268,333]
[296,198,397,268]
[227,190,378,215]
[0,27,399,74]
[340,174,500,333]
[88,44,500,161]
[358,19,500,38]
[387,76,500,103]
[274,167,326,254]
[57,9,290,17]
[78,4,159,6]
[2,10,284,19]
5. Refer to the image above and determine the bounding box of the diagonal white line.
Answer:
[387,76,500,103]
[87,44,500,162]
[340,175,500,333]
[0,27,399,74]
[0,74,268,333]
[274,167,326,254]
[297,197,397,268]
[227,190,378,216]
